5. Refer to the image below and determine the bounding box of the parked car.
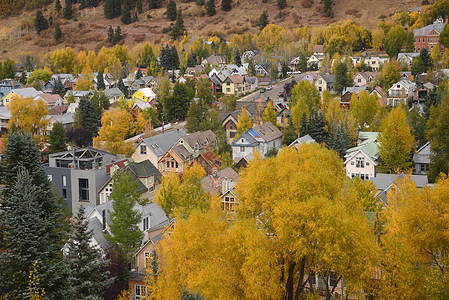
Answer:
[292,71,301,75]
[260,88,266,93]
[267,85,273,90]
[278,92,285,98]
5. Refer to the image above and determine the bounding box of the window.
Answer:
[79,178,89,201]
[62,175,67,187]
[48,175,53,181]
[230,132,236,138]
[240,146,245,152]
[62,188,67,199]
[135,285,146,299]
[355,157,365,168]
[102,210,106,230]
[366,162,370,166]
[357,78,361,83]
[221,196,239,212]
[148,186,155,192]
[140,145,147,155]
[143,217,149,231]
[145,252,151,270]
[351,161,355,165]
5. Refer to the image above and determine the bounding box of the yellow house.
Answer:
[132,88,156,104]
[3,87,43,106]
[222,75,246,96]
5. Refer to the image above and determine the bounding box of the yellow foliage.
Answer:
[75,73,93,91]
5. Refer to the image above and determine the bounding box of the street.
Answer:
[238,74,303,102]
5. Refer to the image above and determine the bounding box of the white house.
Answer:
[413,142,431,175]
[231,122,283,160]
[387,79,416,106]
[344,132,380,180]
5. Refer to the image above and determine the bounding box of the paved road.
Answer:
[239,74,302,102]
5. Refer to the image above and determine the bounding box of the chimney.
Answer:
[213,171,221,194]
[222,177,229,194]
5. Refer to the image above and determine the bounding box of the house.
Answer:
[223,64,248,76]
[34,93,65,108]
[202,55,226,68]
[245,76,258,92]
[3,87,43,106]
[412,82,434,103]
[255,62,271,77]
[353,72,379,87]
[242,50,259,61]
[44,147,121,214]
[0,106,11,135]
[48,105,68,115]
[344,132,379,180]
[276,108,291,127]
[413,18,446,53]
[158,130,217,173]
[133,129,187,166]
[219,110,240,143]
[307,54,325,69]
[297,73,319,84]
[387,79,416,106]
[196,150,222,175]
[103,87,124,103]
[45,113,75,134]
[288,134,316,149]
[314,74,336,93]
[340,87,368,109]
[413,142,430,175]
[397,53,420,66]
[185,65,204,76]
[232,122,283,160]
[370,86,387,105]
[0,79,23,98]
[371,173,428,206]
[128,79,147,97]
[63,90,93,103]
[222,75,247,96]
[209,75,223,95]
[98,160,162,203]
[364,56,389,72]
[132,88,157,105]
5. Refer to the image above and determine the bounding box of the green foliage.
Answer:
[149,0,162,9]
[27,68,52,85]
[55,0,62,11]
[440,24,449,50]
[171,8,185,40]
[35,10,48,35]
[186,102,201,133]
[25,55,34,72]
[63,0,73,19]
[258,10,269,31]
[408,107,427,149]
[54,24,62,43]
[48,122,67,154]
[135,67,143,79]
[384,26,406,59]
[166,0,177,21]
[221,0,231,11]
[104,0,115,19]
[420,48,432,70]
[411,56,426,76]
[96,69,105,90]
[334,61,351,94]
[321,0,333,18]
[309,110,326,143]
[199,108,222,133]
[121,1,131,24]
[66,205,113,298]
[137,0,142,13]
[277,0,286,9]
[327,121,350,158]
[159,45,180,70]
[106,170,142,259]
[234,48,242,67]
[205,0,215,16]
[75,96,99,137]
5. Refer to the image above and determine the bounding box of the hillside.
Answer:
[0,0,421,61]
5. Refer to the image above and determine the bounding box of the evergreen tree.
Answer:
[104,0,115,19]
[79,0,87,10]
[115,25,123,42]
[234,48,242,67]
[25,55,34,72]
[87,0,98,7]
[277,0,286,9]
[106,170,142,264]
[136,0,142,13]
[136,67,143,79]
[309,110,326,143]
[205,0,215,16]
[171,8,185,40]
[327,122,349,158]
[35,10,49,35]
[411,56,426,76]
[55,0,62,12]
[63,0,73,19]
[113,0,122,17]
[171,45,180,70]
[222,0,231,11]
[149,0,162,9]
[121,1,132,24]
[53,77,64,94]
[420,48,432,70]
[258,10,269,31]
[19,71,27,84]
[0,132,70,299]
[334,62,351,94]
[54,24,62,42]
[181,289,205,300]
[166,0,177,21]
[299,111,309,137]
[77,96,99,136]
[197,0,204,5]
[186,101,201,133]
[66,205,113,298]
[49,122,67,154]
[107,25,115,43]
[282,119,297,146]
[97,69,105,90]
[321,0,333,18]
[117,75,126,94]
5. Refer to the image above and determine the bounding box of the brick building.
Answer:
[413,18,446,53]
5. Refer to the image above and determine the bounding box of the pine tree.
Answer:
[25,55,34,72]
[115,25,123,42]
[0,132,70,298]
[66,205,113,298]
[117,75,126,93]
[299,111,309,137]
[77,96,99,136]
[258,10,269,31]
[49,122,67,154]
[80,0,87,10]
[107,25,115,43]
[234,48,242,67]
[137,0,142,13]
[149,0,162,9]
[55,0,62,12]
[334,62,350,94]
[222,0,231,11]
[104,0,115,19]
[171,8,185,40]
[97,69,105,90]
[121,1,132,24]
[171,45,180,70]
[113,0,122,17]
[309,110,326,143]
[186,101,201,133]
[277,0,286,9]
[53,76,64,94]
[166,0,177,20]
[420,48,432,70]
[35,10,49,35]
[63,0,73,19]
[321,0,333,18]
[54,24,62,42]
[19,71,27,84]
[136,67,143,79]
[206,0,215,16]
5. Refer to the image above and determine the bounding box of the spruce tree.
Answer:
[334,62,350,94]
[121,1,132,24]
[136,67,143,79]
[234,48,242,67]
[0,132,70,298]
[79,0,87,10]
[117,75,126,93]
[420,48,432,70]
[321,0,333,18]
[107,25,115,43]
[54,24,62,42]
[185,101,201,133]
[77,96,99,136]
[222,0,231,11]
[49,122,68,154]
[149,0,162,9]
[277,0,286,9]
[52,76,65,94]
[137,0,143,13]
[35,10,49,35]
[113,0,122,17]
[171,45,180,70]
[63,0,73,19]
[258,10,269,31]
[97,69,105,90]
[205,0,215,16]
[299,111,309,137]
[104,0,115,19]
[115,25,123,42]
[55,0,62,12]
[309,110,326,143]
[166,0,177,21]
[25,55,34,72]
[66,205,113,298]
[19,71,27,84]
[170,8,184,40]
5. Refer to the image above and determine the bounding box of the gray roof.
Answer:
[127,160,162,184]
[232,132,258,147]
[245,76,257,85]
[320,74,336,84]
[47,113,75,125]
[9,87,43,98]
[63,90,92,98]
[370,173,428,191]
[251,122,283,142]
[201,166,240,195]
[288,134,316,149]
[171,144,193,162]
[0,106,11,119]
[138,129,187,159]
[413,20,445,37]
[103,87,124,98]
[182,130,217,149]
[87,216,110,249]
[413,142,431,164]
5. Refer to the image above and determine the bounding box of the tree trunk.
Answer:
[285,261,296,300]
[294,257,306,300]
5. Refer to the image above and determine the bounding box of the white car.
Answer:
[292,71,301,75]
[266,85,273,90]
